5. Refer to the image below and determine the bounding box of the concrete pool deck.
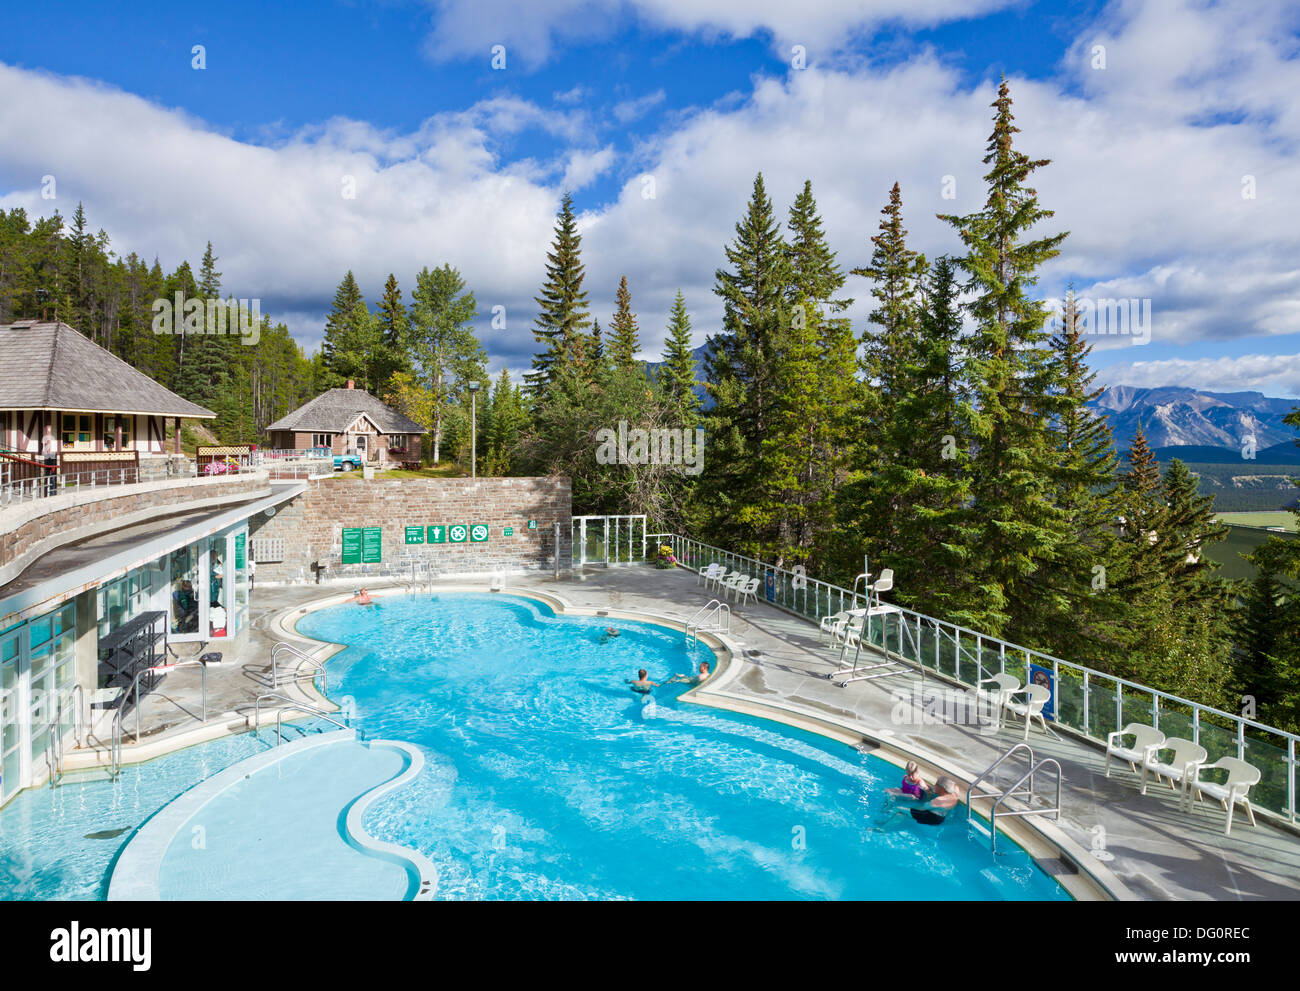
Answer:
[72,566,1300,901]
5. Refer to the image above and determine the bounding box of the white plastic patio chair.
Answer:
[718,572,746,599]
[736,577,760,606]
[1140,737,1207,805]
[868,568,894,608]
[818,610,852,646]
[975,673,1021,729]
[1003,684,1056,740]
[697,563,721,586]
[1187,756,1261,836]
[1105,723,1165,778]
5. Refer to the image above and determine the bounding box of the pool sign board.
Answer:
[527,520,537,530]
[427,525,446,544]
[470,524,489,543]
[235,532,246,568]
[448,524,468,543]
[341,527,363,564]
[362,526,383,563]
[503,526,514,537]
[404,526,425,545]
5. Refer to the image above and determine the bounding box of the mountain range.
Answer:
[645,346,1299,458]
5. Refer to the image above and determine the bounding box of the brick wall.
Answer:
[248,476,571,582]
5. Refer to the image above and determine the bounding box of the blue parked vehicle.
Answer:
[333,450,363,471]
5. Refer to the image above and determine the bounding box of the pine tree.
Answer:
[321,271,365,375]
[1024,289,1128,663]
[528,193,592,400]
[936,78,1071,639]
[1160,458,1231,607]
[786,179,851,313]
[377,274,409,350]
[659,290,699,424]
[198,241,221,297]
[608,275,641,370]
[702,172,791,553]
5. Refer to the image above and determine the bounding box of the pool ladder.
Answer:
[44,685,85,785]
[966,742,1062,852]
[253,693,350,746]
[685,599,730,647]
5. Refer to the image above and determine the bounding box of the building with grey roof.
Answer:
[265,380,424,462]
[0,320,215,459]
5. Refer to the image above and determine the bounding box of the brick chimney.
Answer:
[346,379,355,389]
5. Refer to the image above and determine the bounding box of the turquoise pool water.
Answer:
[297,593,1070,900]
[155,739,413,900]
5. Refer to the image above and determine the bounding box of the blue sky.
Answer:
[2,0,1298,394]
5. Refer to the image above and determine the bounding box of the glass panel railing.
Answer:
[1243,731,1289,819]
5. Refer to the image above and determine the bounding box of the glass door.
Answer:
[1,630,22,803]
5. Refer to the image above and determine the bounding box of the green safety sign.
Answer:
[448,524,468,543]
[362,526,383,563]
[470,523,489,543]
[404,526,425,544]
[427,525,446,544]
[341,527,363,564]
[527,519,538,530]
[235,532,246,568]
[503,526,514,537]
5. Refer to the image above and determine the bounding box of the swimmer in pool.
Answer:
[599,626,621,643]
[347,588,372,605]
[666,660,712,686]
[908,776,962,825]
[884,760,928,800]
[627,669,659,694]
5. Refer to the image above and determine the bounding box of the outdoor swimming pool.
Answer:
[297,593,1070,900]
[0,591,1072,900]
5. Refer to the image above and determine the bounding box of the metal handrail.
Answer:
[967,743,1038,812]
[685,599,730,646]
[270,642,328,691]
[987,758,1063,852]
[650,532,1300,824]
[135,660,207,743]
[253,692,348,746]
[44,684,86,784]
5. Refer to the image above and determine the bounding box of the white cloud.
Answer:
[561,145,617,190]
[612,90,666,123]
[1098,353,1300,399]
[420,0,1017,67]
[2,0,1298,384]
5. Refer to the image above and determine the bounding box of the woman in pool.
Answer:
[627,669,659,694]
[666,660,711,686]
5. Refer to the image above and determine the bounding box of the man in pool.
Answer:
[665,660,711,686]
[627,669,659,694]
[907,776,963,825]
[347,588,372,605]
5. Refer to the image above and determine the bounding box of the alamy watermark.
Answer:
[1045,296,1152,345]
[152,294,262,345]
[594,420,704,475]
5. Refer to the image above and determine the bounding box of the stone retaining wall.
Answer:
[247,476,572,582]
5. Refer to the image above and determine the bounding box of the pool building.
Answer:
[1,336,1298,901]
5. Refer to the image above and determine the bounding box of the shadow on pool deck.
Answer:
[104,566,1300,902]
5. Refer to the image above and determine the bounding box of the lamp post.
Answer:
[467,381,480,479]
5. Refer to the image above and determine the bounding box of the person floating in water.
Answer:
[347,588,372,605]
[627,669,659,694]
[599,626,621,643]
[666,660,712,687]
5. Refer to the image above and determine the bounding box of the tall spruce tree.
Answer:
[659,290,699,425]
[937,78,1071,639]
[528,192,592,400]
[702,172,791,553]
[608,275,641,370]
